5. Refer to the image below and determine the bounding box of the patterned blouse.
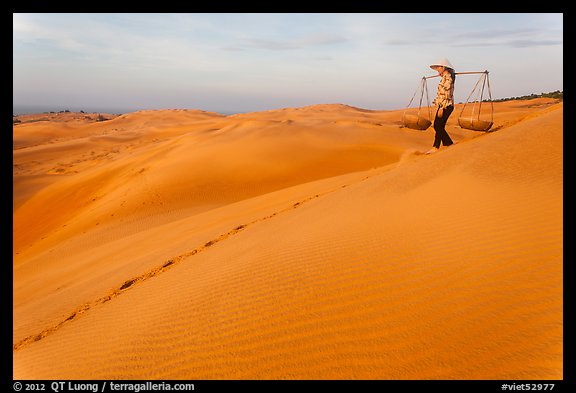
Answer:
[433,71,455,109]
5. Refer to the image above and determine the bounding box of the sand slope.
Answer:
[13,99,562,379]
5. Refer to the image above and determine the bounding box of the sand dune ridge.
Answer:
[13,99,562,379]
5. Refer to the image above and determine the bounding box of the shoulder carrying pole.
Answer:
[424,70,488,79]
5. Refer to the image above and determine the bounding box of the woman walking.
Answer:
[426,58,456,154]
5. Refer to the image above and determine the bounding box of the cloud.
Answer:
[384,39,415,45]
[222,46,246,51]
[13,14,85,50]
[383,26,562,48]
[505,39,563,48]
[455,28,542,39]
[451,39,562,48]
[240,32,347,50]
[454,27,562,47]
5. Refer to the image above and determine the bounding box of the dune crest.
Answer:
[13,100,562,379]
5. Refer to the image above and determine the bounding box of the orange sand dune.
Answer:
[13,105,426,256]
[13,99,562,379]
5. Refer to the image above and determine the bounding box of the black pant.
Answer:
[433,105,454,148]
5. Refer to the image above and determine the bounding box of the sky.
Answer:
[13,13,563,114]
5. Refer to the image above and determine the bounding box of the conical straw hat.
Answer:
[430,58,454,70]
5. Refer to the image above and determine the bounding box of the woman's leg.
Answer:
[433,105,454,148]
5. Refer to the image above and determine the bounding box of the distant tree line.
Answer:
[13,110,110,124]
[489,90,563,102]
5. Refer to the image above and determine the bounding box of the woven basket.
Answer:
[403,114,431,130]
[458,118,493,131]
